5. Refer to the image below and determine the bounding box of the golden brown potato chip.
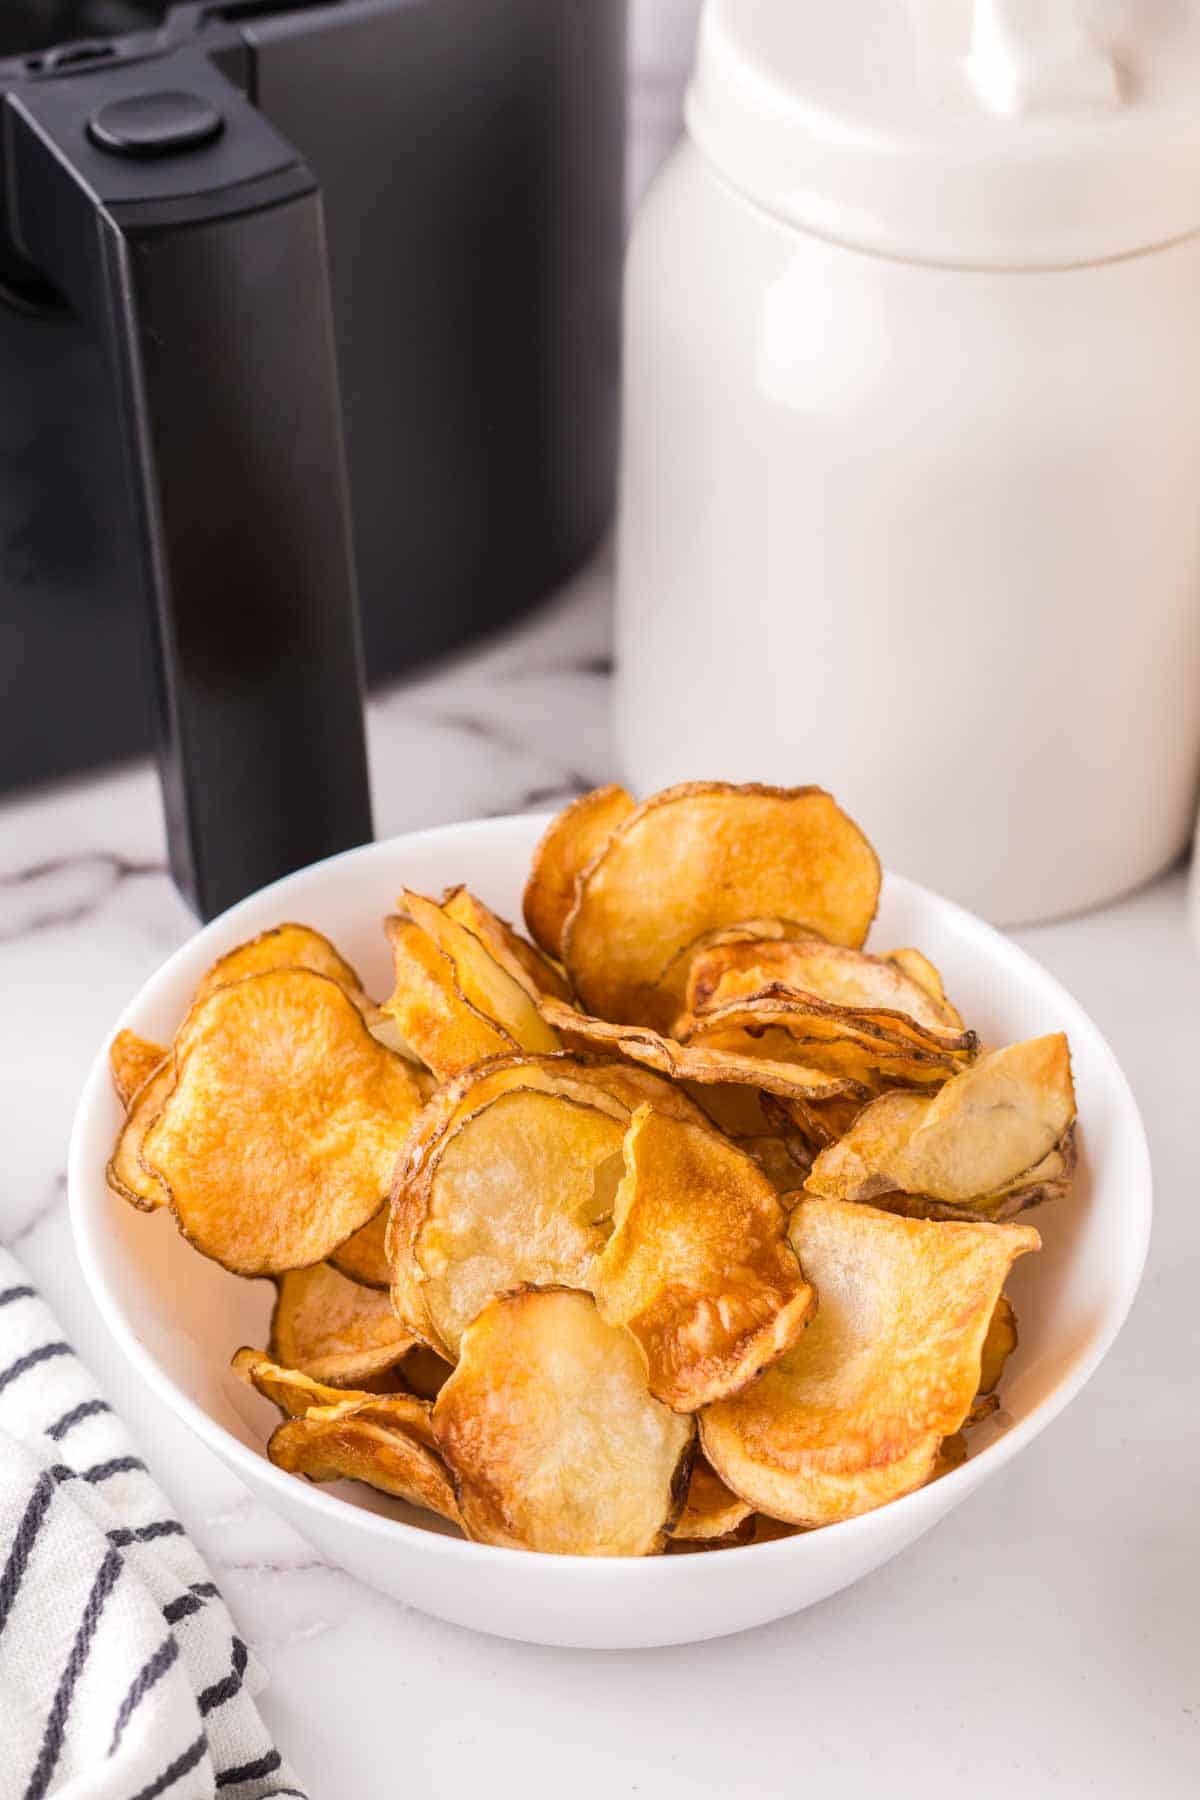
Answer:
[561,784,881,1025]
[804,1036,1076,1217]
[108,1029,168,1111]
[442,886,572,1003]
[392,1087,626,1358]
[195,922,373,1011]
[670,1456,753,1542]
[231,1348,436,1450]
[271,1261,417,1385]
[979,1295,1018,1396]
[386,1051,711,1339]
[269,1408,459,1522]
[684,936,974,1053]
[594,1109,814,1411]
[523,784,635,960]
[540,998,869,1109]
[142,969,425,1275]
[433,1287,694,1555]
[106,1057,174,1211]
[382,916,524,1078]
[700,1198,1040,1527]
[680,1001,963,1090]
[329,1206,390,1290]
[401,890,561,1055]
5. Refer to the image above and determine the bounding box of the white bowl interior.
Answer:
[68,815,1151,1643]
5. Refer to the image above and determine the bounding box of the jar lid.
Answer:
[685,0,1200,268]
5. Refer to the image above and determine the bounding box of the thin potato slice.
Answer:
[269,1409,459,1522]
[561,783,881,1025]
[684,936,974,1052]
[143,969,425,1275]
[231,1348,435,1447]
[523,784,635,960]
[670,1456,753,1541]
[387,1054,710,1339]
[195,922,372,1011]
[595,1109,815,1410]
[979,1295,1018,1396]
[382,916,520,1077]
[394,1088,626,1358]
[433,1287,694,1555]
[700,1198,1040,1527]
[680,1007,962,1090]
[540,998,869,1108]
[442,886,572,1003]
[271,1262,417,1385]
[401,890,561,1055]
[805,1036,1076,1215]
[329,1206,390,1290]
[109,1029,168,1110]
[106,1058,174,1211]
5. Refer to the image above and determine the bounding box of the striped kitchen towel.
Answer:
[0,1248,306,1800]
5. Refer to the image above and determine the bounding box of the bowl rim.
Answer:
[68,812,1153,1576]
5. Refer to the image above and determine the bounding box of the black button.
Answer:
[87,91,225,159]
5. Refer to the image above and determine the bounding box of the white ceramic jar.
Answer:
[617,0,1200,924]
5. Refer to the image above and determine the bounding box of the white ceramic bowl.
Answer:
[69,815,1151,1649]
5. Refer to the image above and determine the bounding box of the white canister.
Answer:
[616,0,1200,924]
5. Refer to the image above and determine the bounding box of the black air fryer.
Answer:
[0,0,625,916]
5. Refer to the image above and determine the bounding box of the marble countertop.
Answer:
[1,549,1196,1798]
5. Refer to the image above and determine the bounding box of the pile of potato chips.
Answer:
[109,782,1076,1556]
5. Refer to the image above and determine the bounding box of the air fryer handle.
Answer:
[3,53,373,919]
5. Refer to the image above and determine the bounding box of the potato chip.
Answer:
[561,784,881,1025]
[523,783,635,959]
[539,998,869,1109]
[684,936,974,1052]
[442,886,572,1003]
[271,1261,417,1385]
[195,921,373,1012]
[141,969,425,1275]
[670,1456,753,1542]
[392,1087,626,1358]
[680,1002,963,1090]
[595,1108,814,1410]
[433,1287,694,1554]
[329,1206,390,1290]
[269,1407,459,1522]
[386,1052,711,1340]
[382,916,525,1078]
[700,1198,1040,1527]
[979,1295,1018,1396]
[106,1057,174,1211]
[401,890,561,1055]
[805,1036,1076,1216]
[230,1346,433,1443]
[108,1029,167,1111]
